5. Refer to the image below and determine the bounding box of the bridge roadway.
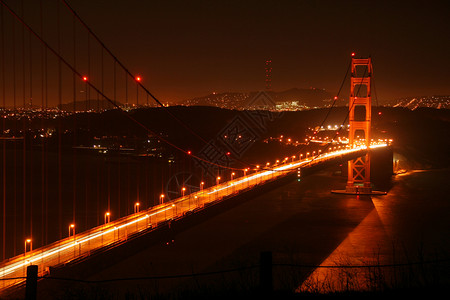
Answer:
[0,143,388,293]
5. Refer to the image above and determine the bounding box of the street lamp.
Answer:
[134,202,140,214]
[231,172,235,180]
[159,194,165,204]
[216,176,221,185]
[24,239,32,255]
[69,224,75,238]
[200,182,204,191]
[292,155,296,162]
[104,212,110,224]
[181,187,186,197]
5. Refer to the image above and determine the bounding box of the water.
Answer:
[298,168,450,292]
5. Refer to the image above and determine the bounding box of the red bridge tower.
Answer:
[346,56,372,194]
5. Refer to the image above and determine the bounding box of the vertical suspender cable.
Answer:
[28,5,33,244]
[114,61,121,217]
[85,32,90,230]
[21,0,27,250]
[72,11,77,230]
[12,14,17,256]
[1,3,6,260]
[57,0,62,240]
[40,0,46,247]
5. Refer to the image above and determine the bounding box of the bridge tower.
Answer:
[346,56,372,194]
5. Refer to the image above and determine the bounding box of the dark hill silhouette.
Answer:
[57,99,123,111]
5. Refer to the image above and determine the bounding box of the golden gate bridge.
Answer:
[0,0,391,295]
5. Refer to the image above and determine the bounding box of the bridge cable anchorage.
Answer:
[0,0,246,172]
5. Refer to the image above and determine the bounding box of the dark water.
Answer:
[298,168,450,292]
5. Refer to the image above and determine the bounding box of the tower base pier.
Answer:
[331,186,386,195]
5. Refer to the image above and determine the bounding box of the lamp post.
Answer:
[159,194,165,204]
[69,224,75,238]
[134,202,140,214]
[24,239,32,255]
[216,176,221,185]
[181,187,186,197]
[231,172,235,180]
[104,212,110,224]
[200,181,204,191]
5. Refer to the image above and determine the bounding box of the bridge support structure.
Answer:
[332,55,386,195]
[346,56,372,194]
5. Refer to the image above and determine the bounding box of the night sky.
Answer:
[5,0,450,104]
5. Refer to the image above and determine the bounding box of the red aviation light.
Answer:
[135,76,142,82]
[82,76,88,81]
[351,52,355,57]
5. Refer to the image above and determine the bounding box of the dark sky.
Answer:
[15,1,450,104]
